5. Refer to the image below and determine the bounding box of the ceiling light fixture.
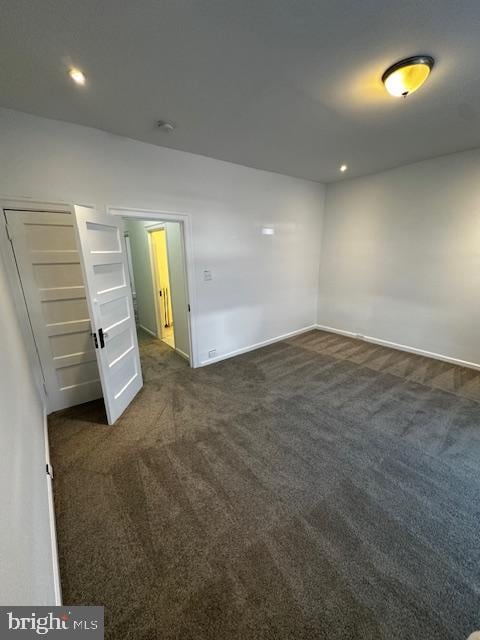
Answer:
[340,164,348,172]
[69,67,86,86]
[382,55,434,98]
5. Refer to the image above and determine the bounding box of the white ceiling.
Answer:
[1,0,480,182]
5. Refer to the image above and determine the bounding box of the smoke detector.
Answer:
[157,120,175,132]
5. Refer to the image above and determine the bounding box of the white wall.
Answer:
[0,108,325,365]
[124,218,157,336]
[0,246,57,604]
[318,148,480,364]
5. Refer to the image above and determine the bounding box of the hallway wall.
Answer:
[124,218,157,336]
[0,248,57,604]
[0,108,325,366]
[164,222,190,359]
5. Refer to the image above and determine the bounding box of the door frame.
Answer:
[109,207,198,367]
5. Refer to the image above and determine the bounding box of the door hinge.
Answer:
[46,463,54,479]
[91,331,99,349]
[187,304,191,312]
[43,382,48,396]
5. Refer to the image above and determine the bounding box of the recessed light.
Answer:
[340,164,348,172]
[382,55,434,97]
[261,227,275,235]
[69,67,86,86]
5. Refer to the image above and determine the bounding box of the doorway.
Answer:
[2,201,196,425]
[122,216,191,364]
[150,228,175,349]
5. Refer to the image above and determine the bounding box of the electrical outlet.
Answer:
[208,349,217,359]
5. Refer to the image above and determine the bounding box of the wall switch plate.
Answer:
[208,349,216,358]
[203,270,212,281]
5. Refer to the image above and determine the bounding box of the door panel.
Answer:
[5,209,102,412]
[73,206,143,425]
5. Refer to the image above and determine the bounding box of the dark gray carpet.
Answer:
[48,329,480,640]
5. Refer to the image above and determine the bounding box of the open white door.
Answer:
[73,206,143,424]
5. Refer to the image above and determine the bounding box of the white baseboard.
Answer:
[175,347,190,363]
[315,324,480,372]
[43,410,62,605]
[137,324,158,338]
[315,324,358,339]
[198,325,317,367]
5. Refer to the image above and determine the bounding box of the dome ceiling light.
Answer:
[68,67,86,86]
[382,55,434,98]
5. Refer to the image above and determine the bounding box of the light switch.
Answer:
[203,270,212,281]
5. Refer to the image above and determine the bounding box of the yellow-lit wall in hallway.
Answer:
[151,229,174,335]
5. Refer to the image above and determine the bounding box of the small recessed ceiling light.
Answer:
[340,164,348,172]
[69,67,86,86]
[382,55,434,98]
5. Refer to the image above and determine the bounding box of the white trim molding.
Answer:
[198,325,317,367]
[175,348,190,362]
[44,410,62,605]
[137,324,157,338]
[315,324,480,372]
